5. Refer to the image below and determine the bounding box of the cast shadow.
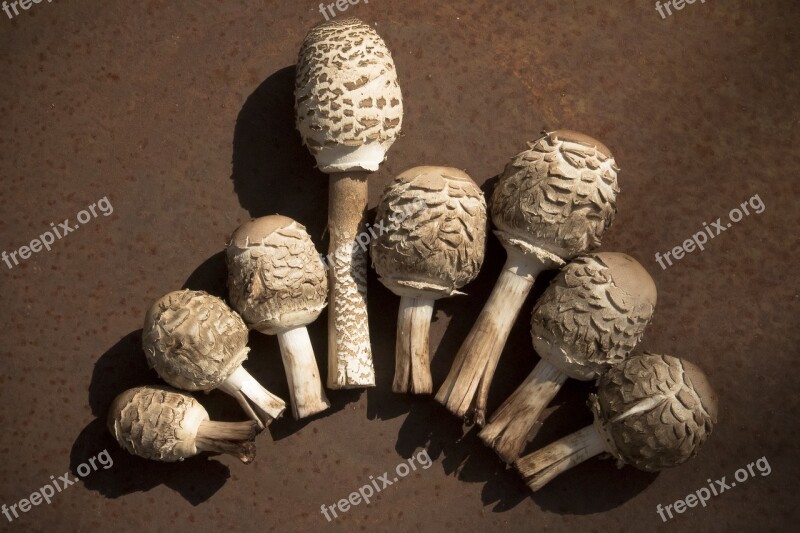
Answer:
[230,65,328,240]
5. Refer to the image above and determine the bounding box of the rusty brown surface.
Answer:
[0,1,798,531]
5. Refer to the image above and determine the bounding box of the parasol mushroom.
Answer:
[436,131,620,424]
[108,386,259,463]
[295,17,403,389]
[142,289,286,429]
[480,252,656,462]
[226,215,331,419]
[370,166,487,394]
[515,353,718,491]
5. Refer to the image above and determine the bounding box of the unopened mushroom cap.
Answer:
[295,17,403,172]
[590,353,718,472]
[143,290,250,391]
[531,252,656,380]
[108,386,209,462]
[227,215,327,334]
[490,131,619,259]
[370,166,487,298]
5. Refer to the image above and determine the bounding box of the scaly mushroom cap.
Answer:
[590,353,718,472]
[107,386,209,462]
[143,290,250,391]
[371,167,487,298]
[490,131,619,260]
[531,252,657,380]
[227,215,328,334]
[295,17,403,172]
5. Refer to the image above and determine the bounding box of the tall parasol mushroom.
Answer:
[142,289,286,429]
[108,386,259,463]
[227,215,331,419]
[370,166,487,393]
[515,353,718,491]
[479,252,656,462]
[436,131,620,424]
[295,17,403,389]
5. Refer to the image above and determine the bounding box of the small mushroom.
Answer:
[142,289,286,429]
[436,131,620,424]
[479,252,656,462]
[515,353,718,491]
[108,386,259,463]
[295,17,403,389]
[226,215,331,419]
[370,167,488,394]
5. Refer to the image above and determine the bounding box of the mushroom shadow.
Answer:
[76,330,241,504]
[231,65,328,240]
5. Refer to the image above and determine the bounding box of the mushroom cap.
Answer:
[531,252,657,380]
[107,386,209,462]
[295,17,403,173]
[143,290,250,391]
[371,167,487,298]
[590,353,718,472]
[490,131,619,259]
[227,215,328,334]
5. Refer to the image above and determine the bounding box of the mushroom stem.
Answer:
[195,437,256,464]
[327,172,376,389]
[218,366,286,428]
[435,248,546,425]
[479,359,567,462]
[394,296,435,394]
[277,326,331,419]
[195,420,258,464]
[514,424,605,492]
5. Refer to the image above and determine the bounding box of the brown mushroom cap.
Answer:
[227,215,327,334]
[295,17,403,172]
[590,353,718,472]
[143,290,250,391]
[531,252,656,380]
[490,131,619,259]
[108,386,209,462]
[370,166,487,298]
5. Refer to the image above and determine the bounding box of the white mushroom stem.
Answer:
[435,247,547,425]
[218,366,286,429]
[327,172,375,389]
[478,359,567,462]
[515,425,605,492]
[394,296,435,394]
[195,420,258,464]
[277,326,331,419]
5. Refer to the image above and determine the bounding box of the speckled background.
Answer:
[1,1,798,531]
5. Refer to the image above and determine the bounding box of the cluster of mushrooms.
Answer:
[107,17,718,493]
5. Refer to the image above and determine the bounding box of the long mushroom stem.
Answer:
[327,172,375,389]
[218,366,286,429]
[195,419,258,464]
[435,248,546,425]
[515,425,605,492]
[277,326,331,419]
[394,296,435,394]
[479,359,567,462]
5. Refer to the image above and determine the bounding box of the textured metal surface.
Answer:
[0,0,798,531]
